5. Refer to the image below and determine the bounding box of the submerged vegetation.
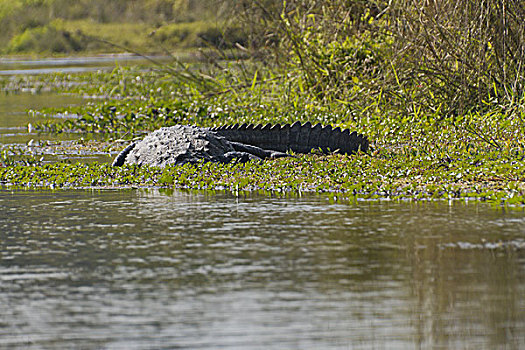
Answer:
[1,0,525,204]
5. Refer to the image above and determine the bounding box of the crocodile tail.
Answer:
[212,122,368,155]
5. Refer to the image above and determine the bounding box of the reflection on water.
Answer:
[1,189,524,349]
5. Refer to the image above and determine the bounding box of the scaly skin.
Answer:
[210,121,368,154]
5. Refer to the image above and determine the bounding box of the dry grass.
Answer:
[230,0,525,117]
[389,0,525,114]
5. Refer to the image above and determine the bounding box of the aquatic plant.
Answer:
[3,145,525,206]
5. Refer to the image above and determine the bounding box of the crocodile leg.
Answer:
[111,142,136,166]
[230,141,289,159]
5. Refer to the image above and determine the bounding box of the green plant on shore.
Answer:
[3,148,525,205]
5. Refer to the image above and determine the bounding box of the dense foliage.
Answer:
[0,0,236,53]
[236,0,525,116]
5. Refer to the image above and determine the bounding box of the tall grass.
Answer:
[2,0,523,119]
[389,0,525,115]
[227,0,525,118]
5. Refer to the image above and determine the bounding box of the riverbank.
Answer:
[0,63,524,205]
[2,0,525,206]
[2,151,525,205]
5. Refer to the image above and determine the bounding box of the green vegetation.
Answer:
[3,149,525,204]
[1,0,525,204]
[0,0,236,54]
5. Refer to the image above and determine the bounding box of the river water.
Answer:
[1,57,525,349]
[0,54,169,76]
[0,55,141,163]
[1,190,524,349]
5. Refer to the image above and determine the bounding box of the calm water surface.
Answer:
[1,189,524,349]
[0,55,174,163]
[0,54,170,76]
[0,92,83,142]
[0,92,113,163]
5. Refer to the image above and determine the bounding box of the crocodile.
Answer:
[112,121,369,167]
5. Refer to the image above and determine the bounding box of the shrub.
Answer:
[7,24,85,53]
[389,0,525,115]
[232,0,525,117]
[153,21,246,49]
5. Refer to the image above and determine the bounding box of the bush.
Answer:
[232,0,525,117]
[7,24,85,53]
[153,21,246,49]
[389,0,525,115]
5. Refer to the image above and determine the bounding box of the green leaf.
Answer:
[251,70,258,91]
